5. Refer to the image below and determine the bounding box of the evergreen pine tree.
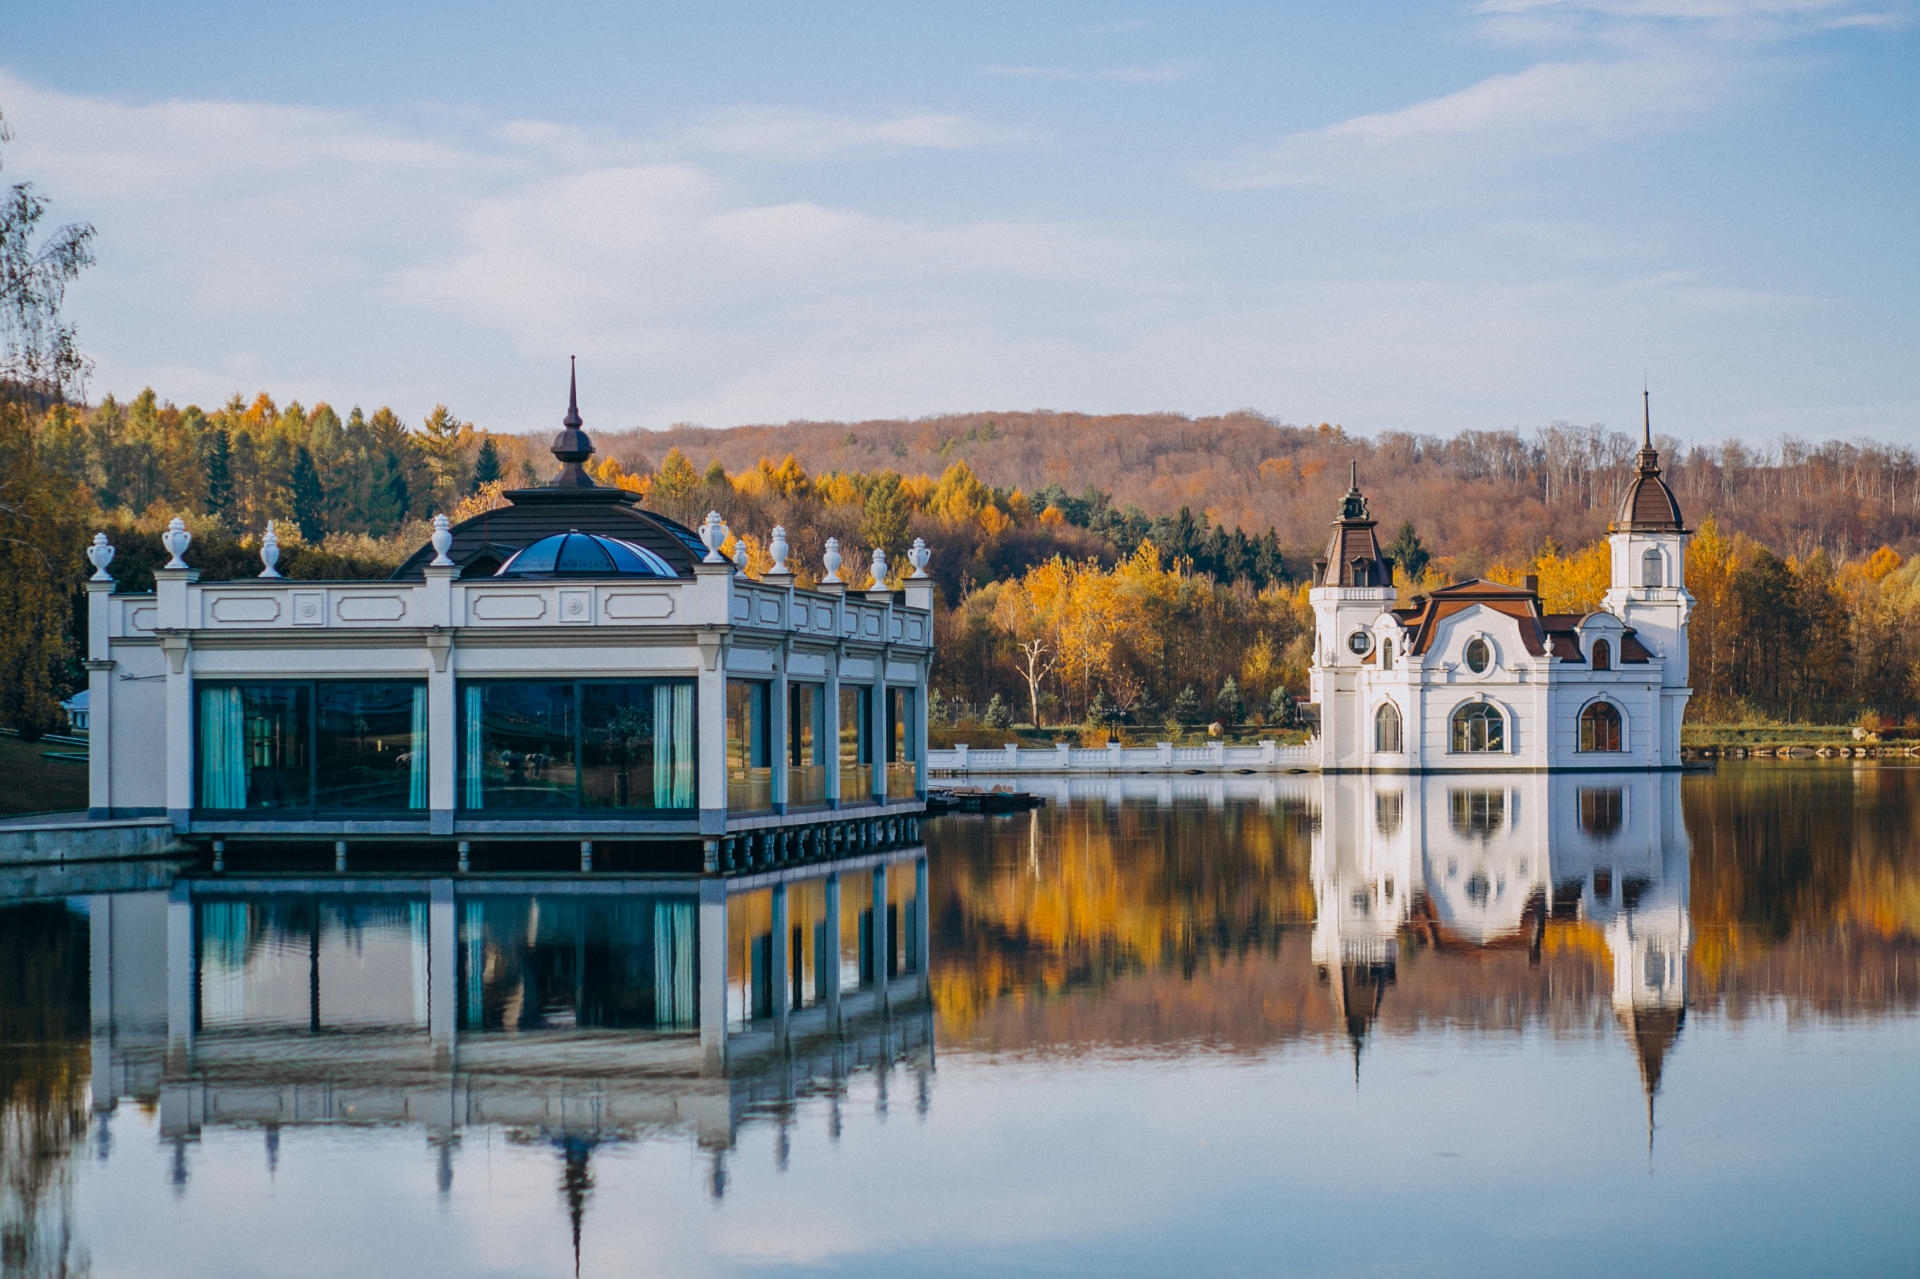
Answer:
[204,427,232,521]
[1216,676,1243,724]
[1268,685,1297,728]
[983,693,1011,729]
[472,437,502,490]
[290,445,326,543]
[1171,684,1200,724]
[1385,520,1430,585]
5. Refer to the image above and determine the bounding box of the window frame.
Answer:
[1449,701,1507,754]
[457,677,699,814]
[1373,700,1403,754]
[1641,547,1665,588]
[1578,699,1625,753]
[1463,636,1493,674]
[193,678,428,815]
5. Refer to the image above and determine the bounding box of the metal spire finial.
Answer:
[564,355,582,429]
[1643,385,1651,450]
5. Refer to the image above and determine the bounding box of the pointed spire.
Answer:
[549,357,596,487]
[1637,387,1661,475]
[1338,459,1370,521]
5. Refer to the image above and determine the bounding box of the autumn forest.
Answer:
[7,382,1920,740]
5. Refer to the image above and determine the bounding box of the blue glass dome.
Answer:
[494,531,678,579]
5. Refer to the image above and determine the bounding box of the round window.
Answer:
[1347,630,1373,656]
[1464,637,1492,673]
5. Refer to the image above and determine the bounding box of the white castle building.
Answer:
[1309,401,1693,772]
[80,369,934,873]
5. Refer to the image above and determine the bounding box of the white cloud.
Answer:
[680,105,1028,162]
[1209,0,1903,190]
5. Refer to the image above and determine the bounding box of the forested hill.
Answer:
[594,411,1920,565]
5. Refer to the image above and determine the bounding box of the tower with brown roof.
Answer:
[1307,464,1399,770]
[1602,392,1694,767]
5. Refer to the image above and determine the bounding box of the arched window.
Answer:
[1580,701,1623,752]
[1641,547,1665,588]
[1381,639,1394,671]
[1591,638,1611,670]
[1374,702,1402,753]
[1464,637,1492,674]
[1350,558,1373,587]
[1450,702,1505,753]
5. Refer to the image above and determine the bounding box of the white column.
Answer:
[870,664,888,804]
[824,655,842,806]
[697,653,728,833]
[771,646,790,810]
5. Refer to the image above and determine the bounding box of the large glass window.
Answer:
[460,680,694,811]
[316,683,427,809]
[1579,701,1624,752]
[458,894,697,1032]
[727,679,772,812]
[885,687,918,800]
[1450,702,1505,753]
[1641,548,1665,588]
[788,683,828,807]
[841,685,873,802]
[198,681,426,812]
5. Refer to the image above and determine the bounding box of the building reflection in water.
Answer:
[82,847,931,1265]
[944,770,1691,1141]
[1310,770,1688,1140]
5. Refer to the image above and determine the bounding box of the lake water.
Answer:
[4,764,1918,1277]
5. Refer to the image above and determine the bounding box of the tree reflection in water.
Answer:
[0,903,90,1279]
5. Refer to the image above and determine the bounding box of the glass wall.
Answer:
[460,680,695,811]
[885,686,918,800]
[788,683,828,808]
[840,685,873,803]
[726,679,772,812]
[198,681,425,812]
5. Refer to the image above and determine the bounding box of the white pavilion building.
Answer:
[81,371,934,873]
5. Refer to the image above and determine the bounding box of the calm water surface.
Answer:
[4,764,1919,1277]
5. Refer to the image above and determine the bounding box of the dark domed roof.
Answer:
[389,365,706,580]
[495,532,677,579]
[1612,391,1686,534]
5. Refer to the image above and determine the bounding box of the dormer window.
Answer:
[1641,547,1665,588]
[1350,558,1373,587]
[1591,638,1611,670]
[1464,638,1491,674]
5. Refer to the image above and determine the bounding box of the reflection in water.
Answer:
[61,851,929,1272]
[6,766,1920,1273]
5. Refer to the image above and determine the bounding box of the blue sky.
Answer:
[5,1,1917,444]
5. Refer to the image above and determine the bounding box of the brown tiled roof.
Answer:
[1611,421,1685,532]
[1397,579,1547,657]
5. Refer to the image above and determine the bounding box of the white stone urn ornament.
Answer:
[868,545,888,588]
[259,521,282,578]
[768,525,790,575]
[908,537,931,578]
[161,517,192,569]
[429,513,454,566]
[86,532,115,582]
[699,511,727,563]
[821,537,843,584]
[732,535,749,577]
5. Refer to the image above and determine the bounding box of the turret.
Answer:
[1308,464,1397,768]
[1602,392,1694,763]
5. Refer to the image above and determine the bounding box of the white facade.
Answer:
[1309,441,1692,772]
[80,385,935,863]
